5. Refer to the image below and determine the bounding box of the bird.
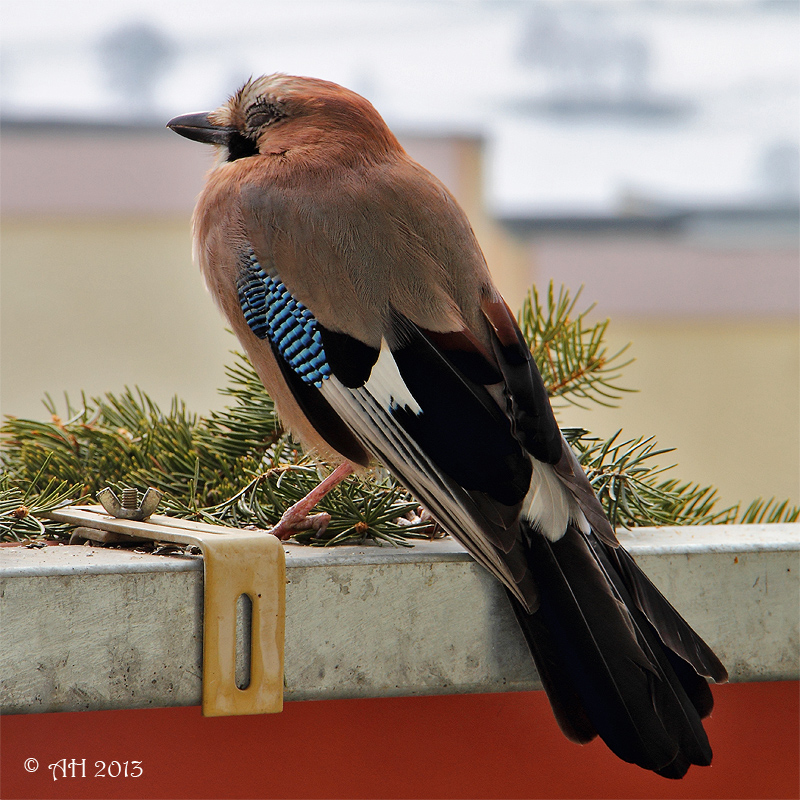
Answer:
[168,74,728,778]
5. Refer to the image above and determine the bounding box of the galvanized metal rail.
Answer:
[1,524,798,715]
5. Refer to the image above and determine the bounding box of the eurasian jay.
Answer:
[168,74,727,778]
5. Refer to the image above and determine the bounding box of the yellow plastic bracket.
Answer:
[46,505,285,717]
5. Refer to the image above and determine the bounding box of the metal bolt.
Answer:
[98,486,163,521]
[121,488,139,509]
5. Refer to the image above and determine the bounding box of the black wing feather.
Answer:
[318,325,380,388]
[391,324,532,508]
[482,298,562,464]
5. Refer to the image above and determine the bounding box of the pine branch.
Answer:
[519,282,635,408]
[737,497,799,525]
[0,455,88,541]
[563,428,733,528]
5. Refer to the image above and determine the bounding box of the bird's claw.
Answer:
[271,509,331,540]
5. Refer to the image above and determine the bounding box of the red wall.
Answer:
[2,681,797,799]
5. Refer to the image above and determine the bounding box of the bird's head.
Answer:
[167,74,400,165]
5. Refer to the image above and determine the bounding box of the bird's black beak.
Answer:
[167,112,231,145]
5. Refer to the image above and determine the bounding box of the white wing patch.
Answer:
[363,340,422,415]
[523,459,591,541]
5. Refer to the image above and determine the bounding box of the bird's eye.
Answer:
[247,101,283,130]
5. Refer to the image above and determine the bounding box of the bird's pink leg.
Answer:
[270,462,355,540]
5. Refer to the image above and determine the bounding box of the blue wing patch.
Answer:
[237,251,331,387]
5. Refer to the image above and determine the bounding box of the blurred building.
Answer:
[1,117,797,510]
[1,0,797,508]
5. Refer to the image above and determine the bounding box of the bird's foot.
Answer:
[271,508,332,540]
[268,462,355,541]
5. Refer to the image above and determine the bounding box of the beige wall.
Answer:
[1,216,232,418]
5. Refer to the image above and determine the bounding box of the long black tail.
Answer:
[510,523,728,779]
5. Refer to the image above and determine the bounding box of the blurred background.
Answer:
[1,0,797,508]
